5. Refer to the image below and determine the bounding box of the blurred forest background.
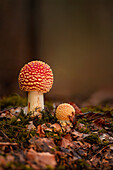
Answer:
[0,0,113,105]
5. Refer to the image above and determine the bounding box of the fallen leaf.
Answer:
[0,155,6,165]
[61,137,73,148]
[91,157,101,167]
[71,130,83,138]
[110,145,113,150]
[68,102,83,115]
[30,137,56,153]
[27,148,56,169]
[104,151,113,160]
[93,118,105,127]
[14,152,25,162]
[50,123,62,132]
[41,123,53,132]
[6,154,15,163]
[102,159,109,167]
[27,121,36,130]
[77,149,87,157]
[63,124,71,132]
[83,142,91,148]
[37,125,45,137]
[63,134,72,141]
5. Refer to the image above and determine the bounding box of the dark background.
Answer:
[0,0,113,105]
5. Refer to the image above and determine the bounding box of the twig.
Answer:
[0,107,16,114]
[0,130,11,142]
[0,142,18,146]
[87,113,102,121]
[90,145,110,162]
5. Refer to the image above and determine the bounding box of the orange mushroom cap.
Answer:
[56,103,75,121]
[18,60,53,93]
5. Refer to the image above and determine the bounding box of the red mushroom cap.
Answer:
[18,60,53,93]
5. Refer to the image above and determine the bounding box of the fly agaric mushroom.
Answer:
[18,60,53,112]
[56,103,75,122]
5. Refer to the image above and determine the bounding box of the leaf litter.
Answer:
[0,99,113,169]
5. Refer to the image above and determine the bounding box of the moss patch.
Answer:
[0,94,27,110]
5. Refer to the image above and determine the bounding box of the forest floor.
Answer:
[0,95,113,169]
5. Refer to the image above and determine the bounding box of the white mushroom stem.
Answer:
[28,91,44,112]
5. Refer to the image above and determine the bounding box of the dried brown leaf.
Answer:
[61,137,73,148]
[37,125,45,137]
[68,102,83,115]
[30,137,56,153]
[27,148,56,169]
[63,134,72,142]
[6,154,15,163]
[71,130,83,138]
[93,118,105,127]
[27,121,36,130]
[0,156,6,165]
[50,123,62,132]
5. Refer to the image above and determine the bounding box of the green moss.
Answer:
[110,127,113,132]
[0,94,27,110]
[45,130,62,148]
[56,165,66,170]
[84,133,101,145]
[45,101,54,110]
[33,105,57,127]
[81,105,113,113]
[99,129,107,133]
[103,140,109,146]
[76,119,90,134]
[79,127,90,134]
[5,162,33,170]
[46,165,54,170]
[76,159,90,170]
[78,118,87,124]
[81,105,103,113]
[0,110,36,147]
[77,118,90,126]
[107,120,113,132]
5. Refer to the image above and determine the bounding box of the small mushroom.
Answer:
[18,60,53,113]
[56,103,75,123]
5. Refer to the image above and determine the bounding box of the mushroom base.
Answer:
[59,120,72,127]
[28,91,44,113]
